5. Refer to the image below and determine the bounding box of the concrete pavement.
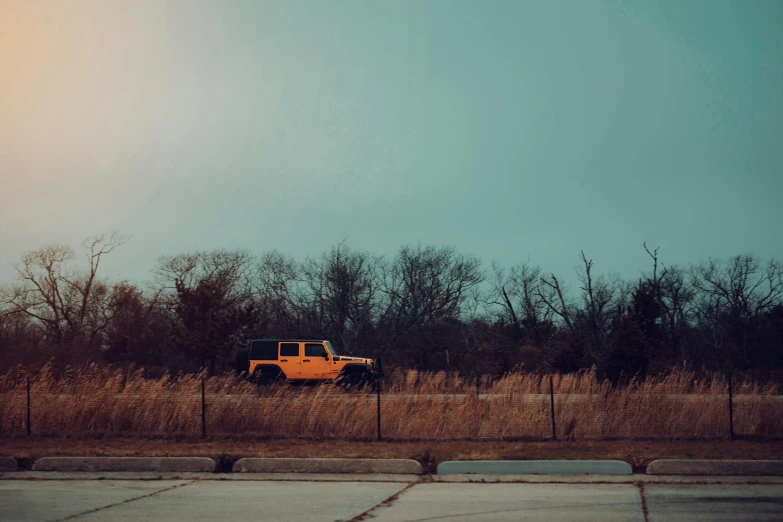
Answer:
[0,480,189,522]
[644,483,783,522]
[1,478,782,521]
[0,480,407,522]
[366,482,645,522]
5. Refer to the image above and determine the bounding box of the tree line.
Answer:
[1,233,782,382]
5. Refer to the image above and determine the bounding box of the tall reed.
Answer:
[0,363,780,439]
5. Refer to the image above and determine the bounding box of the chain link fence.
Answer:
[1,369,781,440]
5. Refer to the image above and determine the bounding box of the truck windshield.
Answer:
[324,341,336,355]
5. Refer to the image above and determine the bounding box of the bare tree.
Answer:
[537,273,574,331]
[253,250,299,337]
[489,260,550,329]
[154,249,255,300]
[296,242,382,352]
[535,252,625,369]
[377,245,484,367]
[0,233,129,361]
[575,252,609,342]
[692,255,783,319]
[103,282,170,368]
[154,249,258,373]
[638,244,695,362]
[691,254,783,364]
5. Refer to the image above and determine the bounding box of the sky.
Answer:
[1,0,782,288]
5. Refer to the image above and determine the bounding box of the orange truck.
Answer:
[237,339,381,389]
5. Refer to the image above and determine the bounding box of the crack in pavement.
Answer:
[348,482,419,522]
[636,481,649,522]
[362,500,646,522]
[53,481,194,521]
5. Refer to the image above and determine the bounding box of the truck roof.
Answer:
[248,339,328,343]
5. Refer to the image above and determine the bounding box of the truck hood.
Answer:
[334,356,372,363]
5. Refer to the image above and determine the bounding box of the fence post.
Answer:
[549,374,557,441]
[376,357,382,441]
[26,376,31,437]
[728,373,735,440]
[201,376,206,439]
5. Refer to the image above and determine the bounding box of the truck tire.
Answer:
[253,366,285,386]
[336,369,370,391]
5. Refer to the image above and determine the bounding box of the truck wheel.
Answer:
[336,370,368,391]
[254,368,284,386]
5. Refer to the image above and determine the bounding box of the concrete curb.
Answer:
[1,471,216,480]
[31,457,216,473]
[232,458,423,474]
[430,474,783,484]
[436,460,633,475]
[646,459,783,476]
[0,457,18,471]
[0,471,421,482]
[3,471,783,485]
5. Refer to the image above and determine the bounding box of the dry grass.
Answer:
[0,363,780,440]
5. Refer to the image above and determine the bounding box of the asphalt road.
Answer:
[1,479,782,521]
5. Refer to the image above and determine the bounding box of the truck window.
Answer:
[280,343,299,357]
[250,340,278,360]
[305,343,326,357]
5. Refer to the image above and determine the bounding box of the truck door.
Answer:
[303,342,330,379]
[278,342,302,378]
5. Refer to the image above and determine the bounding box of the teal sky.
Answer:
[1,0,781,286]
